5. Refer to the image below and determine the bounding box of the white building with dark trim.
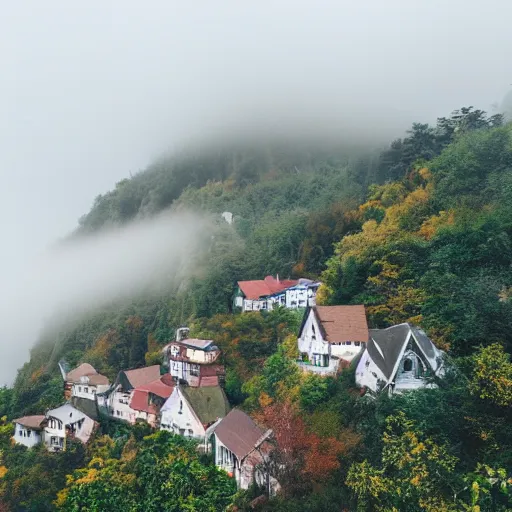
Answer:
[355,323,445,394]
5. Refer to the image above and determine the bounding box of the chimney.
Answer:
[176,327,190,342]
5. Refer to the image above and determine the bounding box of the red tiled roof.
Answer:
[314,305,369,343]
[238,276,299,300]
[66,363,97,382]
[123,365,161,389]
[129,390,158,415]
[137,377,174,399]
[13,415,45,430]
[213,409,265,461]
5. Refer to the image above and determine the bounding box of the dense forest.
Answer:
[0,106,511,511]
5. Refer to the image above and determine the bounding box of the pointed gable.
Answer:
[300,305,369,343]
[367,323,444,383]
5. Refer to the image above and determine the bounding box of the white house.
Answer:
[64,363,109,401]
[355,323,445,394]
[206,409,272,490]
[160,384,230,440]
[234,276,320,313]
[72,373,110,401]
[12,415,45,448]
[297,305,369,375]
[43,404,96,451]
[98,365,173,426]
[162,329,224,388]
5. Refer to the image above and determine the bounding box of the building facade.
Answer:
[355,323,445,394]
[297,305,369,375]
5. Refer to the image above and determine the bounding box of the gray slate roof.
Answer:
[367,323,411,380]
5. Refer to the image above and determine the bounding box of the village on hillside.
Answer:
[12,274,446,492]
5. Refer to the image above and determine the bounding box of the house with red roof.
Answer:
[98,365,174,426]
[162,328,225,388]
[233,275,320,313]
[297,305,369,375]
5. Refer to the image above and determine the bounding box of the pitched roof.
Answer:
[213,409,264,461]
[13,415,45,430]
[82,373,109,386]
[367,323,411,380]
[123,365,161,389]
[47,404,88,425]
[136,377,175,399]
[66,363,97,382]
[311,305,369,343]
[367,323,444,382]
[237,275,299,300]
[181,338,215,350]
[129,390,158,415]
[181,385,230,426]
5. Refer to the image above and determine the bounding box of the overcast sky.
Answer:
[0,0,511,383]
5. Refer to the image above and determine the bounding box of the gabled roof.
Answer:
[367,324,411,380]
[46,404,89,425]
[123,365,161,389]
[367,323,443,382]
[136,377,175,399]
[129,390,158,415]
[180,385,230,426]
[302,305,369,343]
[181,339,215,350]
[80,373,109,386]
[237,275,299,300]
[13,415,45,430]
[66,363,97,382]
[212,409,264,461]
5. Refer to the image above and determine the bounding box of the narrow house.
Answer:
[206,409,272,490]
[297,305,369,375]
[128,374,175,427]
[355,323,445,394]
[98,365,164,423]
[162,328,225,387]
[234,275,320,312]
[63,363,97,399]
[12,416,45,448]
[71,372,110,401]
[42,403,96,451]
[160,384,230,440]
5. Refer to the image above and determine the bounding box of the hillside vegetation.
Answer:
[0,107,511,511]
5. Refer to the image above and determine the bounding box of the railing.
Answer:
[296,360,339,376]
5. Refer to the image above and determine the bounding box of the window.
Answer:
[179,428,185,436]
[179,400,183,414]
[84,387,88,393]
[354,341,361,346]
[27,430,31,437]
[19,430,22,437]
[190,365,200,377]
[403,358,413,372]
[78,386,82,392]
[187,429,193,437]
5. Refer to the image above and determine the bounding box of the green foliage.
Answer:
[58,431,236,512]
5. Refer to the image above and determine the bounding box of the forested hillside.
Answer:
[0,107,511,511]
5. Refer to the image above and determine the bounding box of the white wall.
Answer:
[330,341,364,361]
[108,390,137,423]
[297,310,329,358]
[355,349,387,392]
[43,417,66,451]
[13,424,42,448]
[161,388,205,439]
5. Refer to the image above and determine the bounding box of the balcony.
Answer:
[296,358,340,376]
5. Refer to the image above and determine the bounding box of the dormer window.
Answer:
[403,359,413,372]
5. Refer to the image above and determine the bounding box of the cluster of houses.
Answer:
[233,275,320,312]
[13,291,445,491]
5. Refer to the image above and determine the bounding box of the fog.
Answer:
[1,0,511,383]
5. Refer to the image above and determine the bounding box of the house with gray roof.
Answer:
[205,409,274,490]
[355,323,445,394]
